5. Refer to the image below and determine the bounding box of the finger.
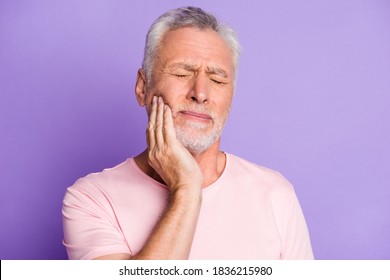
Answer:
[163,104,177,145]
[147,96,157,150]
[155,96,164,148]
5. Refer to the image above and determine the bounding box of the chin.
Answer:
[175,127,221,155]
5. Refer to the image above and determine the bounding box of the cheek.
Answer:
[215,93,233,114]
[145,79,169,102]
[157,81,188,103]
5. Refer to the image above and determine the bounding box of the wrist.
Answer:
[170,186,202,205]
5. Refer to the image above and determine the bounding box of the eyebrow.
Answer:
[167,62,198,71]
[167,63,228,78]
[206,66,228,78]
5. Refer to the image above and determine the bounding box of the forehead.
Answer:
[157,27,234,74]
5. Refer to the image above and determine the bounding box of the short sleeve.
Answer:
[62,178,131,259]
[279,187,314,259]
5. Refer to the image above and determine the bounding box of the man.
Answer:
[62,6,313,260]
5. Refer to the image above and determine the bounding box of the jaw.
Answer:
[174,122,224,155]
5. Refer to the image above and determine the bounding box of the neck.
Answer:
[134,140,226,188]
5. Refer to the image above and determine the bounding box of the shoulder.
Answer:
[64,159,134,202]
[225,153,295,199]
[63,157,167,207]
[226,153,293,188]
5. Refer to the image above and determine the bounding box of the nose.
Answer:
[187,74,209,104]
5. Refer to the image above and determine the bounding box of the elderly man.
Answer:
[62,6,313,260]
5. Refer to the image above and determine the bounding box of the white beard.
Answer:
[173,106,229,154]
[174,123,221,154]
[145,98,230,154]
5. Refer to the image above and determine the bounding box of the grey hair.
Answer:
[142,6,241,85]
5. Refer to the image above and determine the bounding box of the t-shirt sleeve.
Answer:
[62,178,131,259]
[278,186,314,260]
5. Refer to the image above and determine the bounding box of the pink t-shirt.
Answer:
[62,153,313,259]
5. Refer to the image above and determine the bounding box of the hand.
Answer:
[146,96,203,193]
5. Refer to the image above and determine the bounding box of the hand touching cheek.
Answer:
[146,96,203,193]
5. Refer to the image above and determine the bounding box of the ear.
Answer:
[135,69,147,107]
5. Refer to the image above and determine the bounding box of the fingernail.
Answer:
[158,96,162,104]
[152,96,157,104]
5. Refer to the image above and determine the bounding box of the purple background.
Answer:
[1,0,389,260]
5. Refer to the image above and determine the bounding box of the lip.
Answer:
[180,110,212,121]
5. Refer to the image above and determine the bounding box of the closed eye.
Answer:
[175,74,188,78]
[211,79,227,85]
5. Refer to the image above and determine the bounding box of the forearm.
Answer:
[126,96,203,260]
[131,187,202,260]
